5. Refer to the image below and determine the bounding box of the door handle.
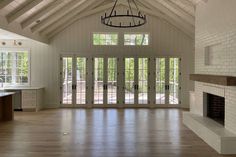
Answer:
[103,84,108,90]
[165,85,170,90]
[72,84,77,90]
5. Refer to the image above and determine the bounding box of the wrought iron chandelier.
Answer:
[101,0,147,28]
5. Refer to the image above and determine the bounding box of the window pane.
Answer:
[94,58,104,104]
[124,34,149,45]
[156,58,165,104]
[169,58,179,104]
[107,58,117,104]
[138,58,148,104]
[76,57,86,104]
[93,33,118,45]
[0,51,29,85]
[125,58,135,104]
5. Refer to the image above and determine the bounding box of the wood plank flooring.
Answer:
[0,109,235,157]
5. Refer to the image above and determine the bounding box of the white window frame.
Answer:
[124,33,150,46]
[0,48,31,87]
[92,32,119,46]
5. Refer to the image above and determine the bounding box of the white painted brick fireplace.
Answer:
[183,0,236,154]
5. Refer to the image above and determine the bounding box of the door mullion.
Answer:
[165,57,170,105]
[72,56,77,107]
[104,58,108,105]
[89,58,94,105]
[134,58,139,106]
[118,58,124,105]
[149,58,155,106]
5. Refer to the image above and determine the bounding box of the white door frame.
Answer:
[60,55,181,108]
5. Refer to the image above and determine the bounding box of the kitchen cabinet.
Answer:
[21,88,44,112]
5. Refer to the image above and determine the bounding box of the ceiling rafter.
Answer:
[47,2,120,38]
[6,0,44,23]
[170,0,195,17]
[139,0,194,38]
[151,0,194,27]
[21,0,64,29]
[47,1,194,39]
[159,0,195,25]
[40,0,105,36]
[142,0,194,35]
[0,0,14,10]
[0,0,197,43]
[31,0,86,33]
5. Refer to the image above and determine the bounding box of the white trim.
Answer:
[92,32,119,46]
[0,48,31,87]
[123,32,150,46]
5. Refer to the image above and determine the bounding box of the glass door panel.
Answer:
[107,58,117,104]
[169,58,179,104]
[125,58,135,104]
[62,57,73,105]
[76,57,86,104]
[138,58,148,104]
[94,58,104,104]
[156,58,165,104]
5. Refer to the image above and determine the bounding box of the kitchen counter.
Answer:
[0,92,15,121]
[0,92,15,97]
[0,87,44,90]
[0,87,44,112]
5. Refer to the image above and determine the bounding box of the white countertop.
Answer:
[0,87,44,90]
[0,92,15,97]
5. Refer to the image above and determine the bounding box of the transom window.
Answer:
[93,33,118,45]
[124,33,149,45]
[0,50,30,86]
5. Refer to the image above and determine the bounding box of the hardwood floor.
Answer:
[0,109,235,157]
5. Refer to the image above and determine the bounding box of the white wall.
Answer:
[0,7,194,108]
[0,39,56,108]
[193,0,236,134]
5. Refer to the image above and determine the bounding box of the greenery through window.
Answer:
[0,51,29,86]
[93,33,118,45]
[124,34,149,45]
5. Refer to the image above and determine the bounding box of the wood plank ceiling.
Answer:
[0,0,207,43]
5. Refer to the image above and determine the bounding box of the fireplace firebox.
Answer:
[206,93,225,125]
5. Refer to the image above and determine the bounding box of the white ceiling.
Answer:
[0,28,26,39]
[0,0,207,43]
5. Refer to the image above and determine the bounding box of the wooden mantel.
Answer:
[190,74,236,86]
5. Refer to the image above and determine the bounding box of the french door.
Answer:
[124,58,149,105]
[155,57,180,105]
[61,56,87,107]
[60,56,180,107]
[93,57,118,105]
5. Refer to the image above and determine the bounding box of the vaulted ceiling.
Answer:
[0,0,207,43]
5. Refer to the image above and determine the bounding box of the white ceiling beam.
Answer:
[7,0,44,23]
[170,0,195,17]
[0,0,14,10]
[0,15,48,43]
[21,0,64,29]
[47,1,193,39]
[152,0,194,27]
[85,0,106,11]
[40,0,103,36]
[144,0,194,33]
[31,0,86,33]
[47,2,120,38]
[137,0,194,38]
[159,0,195,25]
